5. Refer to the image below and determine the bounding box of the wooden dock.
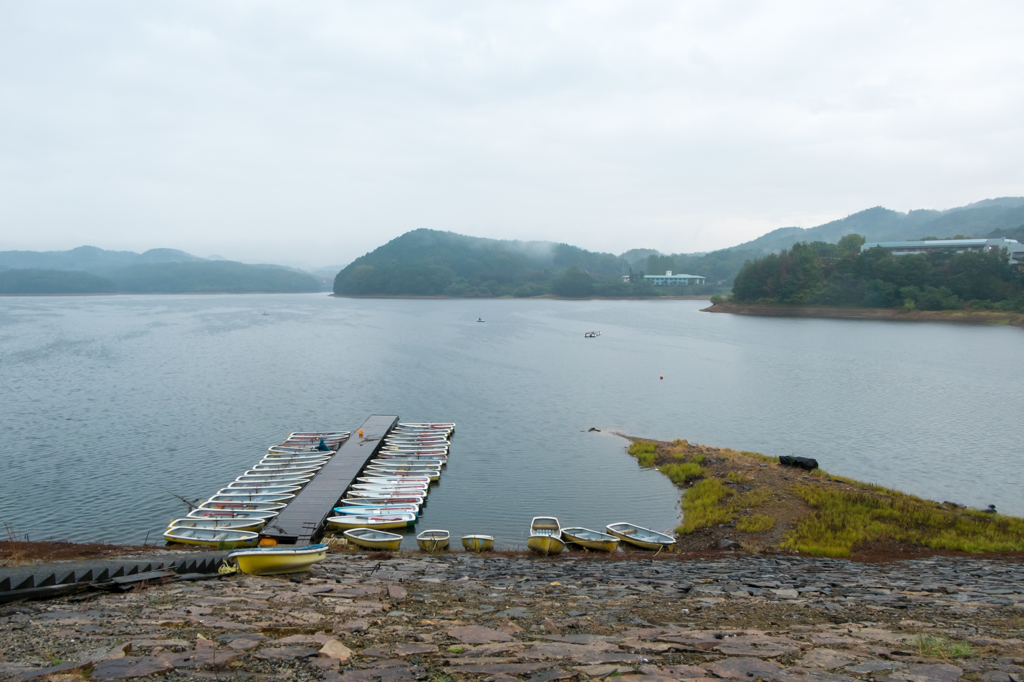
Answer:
[262,414,399,545]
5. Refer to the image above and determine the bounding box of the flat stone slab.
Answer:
[716,636,801,658]
[90,656,175,680]
[801,649,862,669]
[880,664,964,682]
[710,657,786,679]
[254,646,320,660]
[447,625,514,644]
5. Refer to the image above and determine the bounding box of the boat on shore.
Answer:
[343,528,402,551]
[606,522,675,550]
[163,526,259,548]
[327,513,417,530]
[229,543,328,575]
[527,516,565,555]
[417,529,450,552]
[461,534,494,552]
[561,526,619,552]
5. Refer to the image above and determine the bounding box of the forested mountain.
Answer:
[0,246,319,294]
[334,198,1024,297]
[334,229,643,297]
[731,234,1024,311]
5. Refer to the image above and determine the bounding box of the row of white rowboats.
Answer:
[162,431,352,547]
[327,423,456,550]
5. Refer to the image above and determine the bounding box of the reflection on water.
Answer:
[0,294,1021,547]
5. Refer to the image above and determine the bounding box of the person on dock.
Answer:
[316,438,330,452]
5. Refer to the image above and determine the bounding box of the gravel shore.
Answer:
[2,552,1023,682]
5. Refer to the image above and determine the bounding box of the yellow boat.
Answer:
[606,522,675,551]
[416,529,450,552]
[527,517,565,555]
[229,543,328,575]
[461,534,494,552]
[560,526,619,552]
[343,528,402,551]
[326,513,416,530]
[162,526,259,548]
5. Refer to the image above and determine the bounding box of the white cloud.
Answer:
[1,0,1022,265]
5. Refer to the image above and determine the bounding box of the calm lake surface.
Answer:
[1,294,1021,548]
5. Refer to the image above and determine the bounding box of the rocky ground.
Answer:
[2,552,1023,682]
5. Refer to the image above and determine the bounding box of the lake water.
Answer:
[1,294,1021,548]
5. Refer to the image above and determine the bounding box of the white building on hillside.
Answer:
[644,270,706,286]
[862,238,1024,264]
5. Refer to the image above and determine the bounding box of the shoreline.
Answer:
[703,302,1024,329]
[330,294,715,301]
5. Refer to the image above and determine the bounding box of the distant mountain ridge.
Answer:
[729,198,1024,254]
[0,246,320,295]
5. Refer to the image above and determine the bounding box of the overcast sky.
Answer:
[2,1,1023,267]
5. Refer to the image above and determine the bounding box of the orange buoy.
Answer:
[358,429,363,438]
[259,538,277,547]
[660,376,664,380]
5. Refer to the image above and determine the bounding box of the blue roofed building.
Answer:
[644,270,706,286]
[862,238,1024,265]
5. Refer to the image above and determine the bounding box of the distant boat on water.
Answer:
[477,318,484,322]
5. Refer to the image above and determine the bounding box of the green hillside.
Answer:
[104,262,319,294]
[0,269,117,295]
[731,234,1024,311]
[334,229,657,297]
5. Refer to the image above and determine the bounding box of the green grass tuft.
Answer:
[660,462,706,485]
[913,635,973,659]
[736,514,775,533]
[782,485,1024,557]
[679,479,735,533]
[628,441,658,467]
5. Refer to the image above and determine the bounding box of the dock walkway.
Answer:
[262,415,398,545]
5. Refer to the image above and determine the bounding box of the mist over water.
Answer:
[1,294,1020,548]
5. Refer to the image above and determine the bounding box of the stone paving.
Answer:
[1,553,1022,682]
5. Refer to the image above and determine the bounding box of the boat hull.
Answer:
[606,524,675,551]
[561,528,619,552]
[461,535,494,552]
[230,545,328,575]
[326,515,416,530]
[343,529,402,551]
[527,535,566,555]
[416,530,450,552]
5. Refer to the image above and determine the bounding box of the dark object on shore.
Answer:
[984,505,997,514]
[718,538,740,550]
[779,456,819,471]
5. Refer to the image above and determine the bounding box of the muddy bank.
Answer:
[2,552,1023,681]
[702,303,1024,329]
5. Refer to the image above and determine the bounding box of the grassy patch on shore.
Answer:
[622,435,1024,557]
[783,485,1024,556]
